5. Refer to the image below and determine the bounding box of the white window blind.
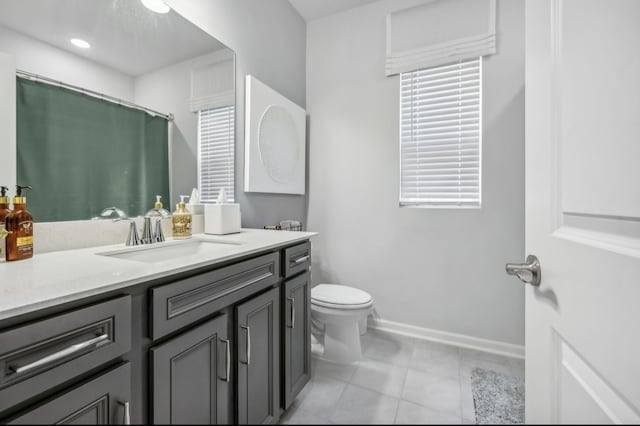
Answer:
[400,58,482,207]
[198,105,235,203]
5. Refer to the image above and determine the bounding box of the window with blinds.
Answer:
[198,105,235,203]
[400,57,482,208]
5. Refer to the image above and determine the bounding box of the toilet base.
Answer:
[359,316,368,335]
[323,321,363,364]
[311,302,372,364]
[313,316,367,337]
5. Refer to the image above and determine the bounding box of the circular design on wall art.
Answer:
[257,105,299,184]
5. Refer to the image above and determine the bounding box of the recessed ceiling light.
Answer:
[141,0,171,14]
[70,38,91,49]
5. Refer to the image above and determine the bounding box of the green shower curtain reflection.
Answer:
[16,77,170,222]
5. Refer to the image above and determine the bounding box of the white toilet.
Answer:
[311,284,373,364]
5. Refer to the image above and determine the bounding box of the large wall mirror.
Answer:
[0,0,235,222]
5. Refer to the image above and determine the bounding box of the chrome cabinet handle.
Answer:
[118,401,131,425]
[10,334,109,374]
[241,326,251,365]
[221,339,231,382]
[506,255,541,287]
[291,254,309,265]
[288,297,295,329]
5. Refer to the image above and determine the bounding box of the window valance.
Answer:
[190,50,235,112]
[386,0,496,76]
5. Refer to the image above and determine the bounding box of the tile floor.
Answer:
[279,329,524,425]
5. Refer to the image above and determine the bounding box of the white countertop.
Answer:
[0,229,317,321]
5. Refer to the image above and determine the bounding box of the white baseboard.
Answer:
[369,318,525,359]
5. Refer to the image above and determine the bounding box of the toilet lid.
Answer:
[311,284,373,307]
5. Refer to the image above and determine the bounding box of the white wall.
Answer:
[306,0,525,344]
[167,0,307,228]
[0,26,134,101]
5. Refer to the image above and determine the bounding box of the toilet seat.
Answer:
[311,284,373,310]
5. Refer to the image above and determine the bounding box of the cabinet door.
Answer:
[282,271,311,409]
[236,287,280,425]
[7,363,131,425]
[151,315,230,425]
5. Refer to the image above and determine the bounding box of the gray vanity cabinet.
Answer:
[0,239,313,425]
[282,270,311,409]
[150,314,230,425]
[236,287,280,425]
[7,363,131,425]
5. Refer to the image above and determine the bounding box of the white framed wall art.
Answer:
[244,75,306,195]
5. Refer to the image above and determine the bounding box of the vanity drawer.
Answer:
[0,296,131,413]
[283,242,310,278]
[5,362,131,425]
[151,252,280,340]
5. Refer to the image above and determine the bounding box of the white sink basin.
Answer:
[97,239,243,263]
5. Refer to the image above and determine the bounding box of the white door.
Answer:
[521,0,640,423]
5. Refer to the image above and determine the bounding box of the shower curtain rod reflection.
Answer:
[16,69,174,121]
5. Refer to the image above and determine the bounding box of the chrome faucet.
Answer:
[142,217,168,244]
[154,219,166,243]
[119,217,166,246]
[113,218,142,246]
[112,196,172,246]
[141,217,154,244]
[143,196,172,244]
[126,221,142,247]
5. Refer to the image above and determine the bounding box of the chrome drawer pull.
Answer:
[291,254,309,265]
[240,326,251,365]
[10,334,109,374]
[288,297,295,329]
[221,339,231,382]
[118,401,131,425]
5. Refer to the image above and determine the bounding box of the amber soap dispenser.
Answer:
[6,185,34,261]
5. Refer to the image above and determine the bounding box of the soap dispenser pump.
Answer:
[0,186,10,225]
[172,195,192,239]
[144,195,172,219]
[5,185,34,261]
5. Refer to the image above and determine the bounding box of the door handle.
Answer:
[241,326,251,365]
[220,339,230,382]
[288,297,295,329]
[118,401,131,425]
[506,255,541,286]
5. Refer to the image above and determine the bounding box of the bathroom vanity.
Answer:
[0,229,315,424]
